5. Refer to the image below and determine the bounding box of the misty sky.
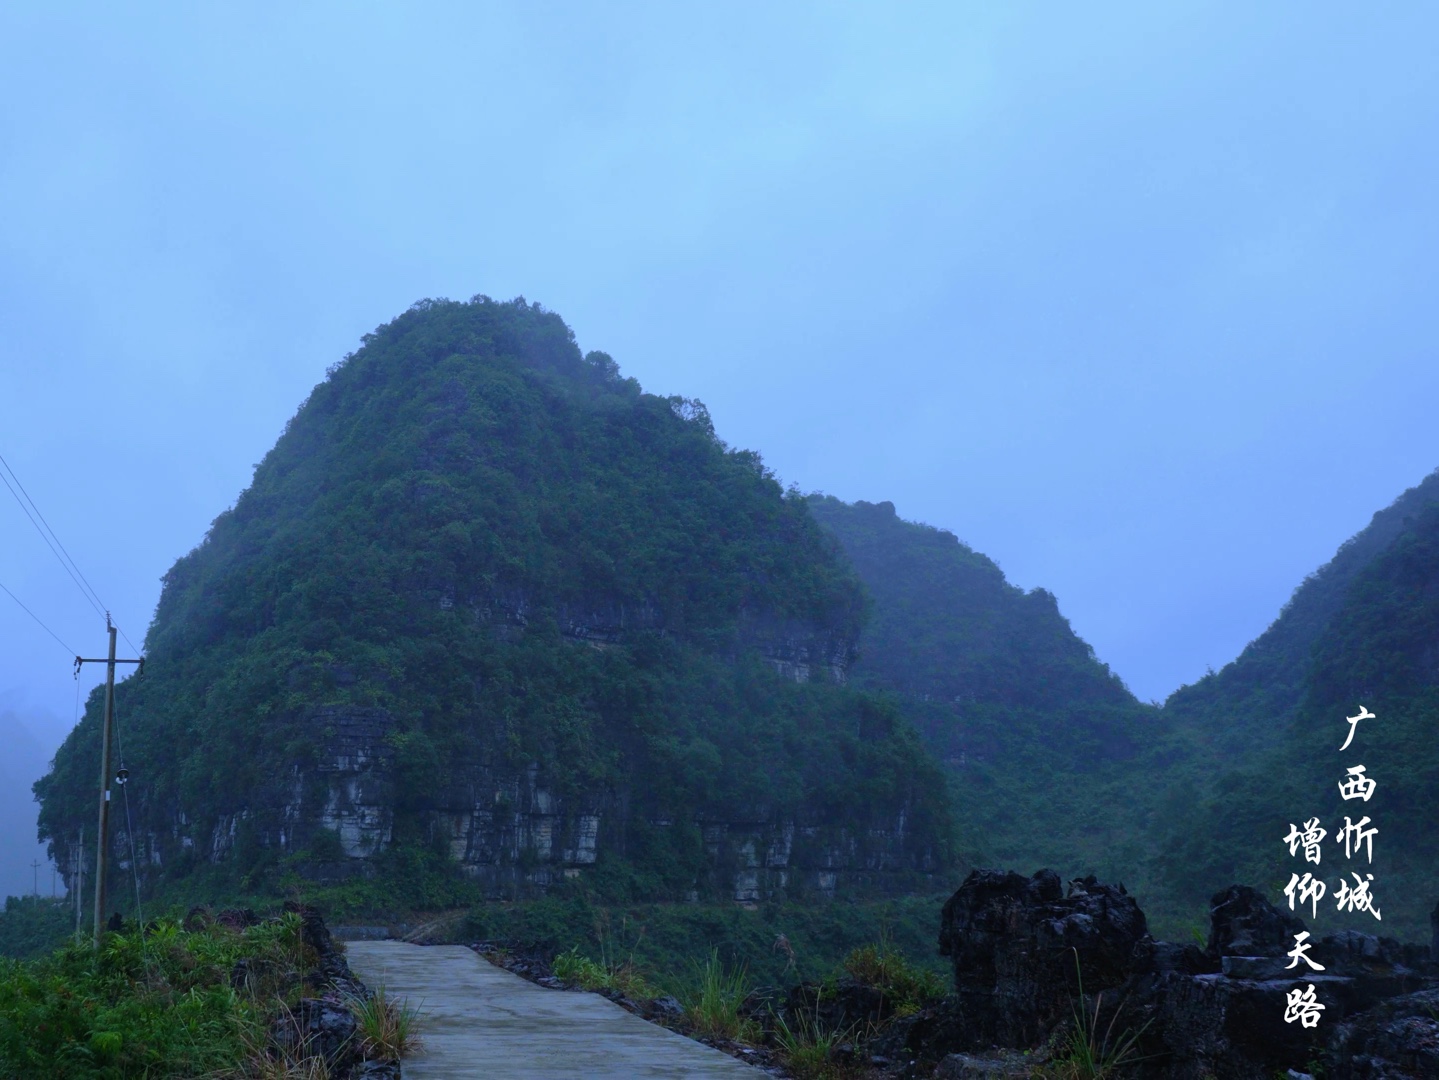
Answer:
[2,4,1437,898]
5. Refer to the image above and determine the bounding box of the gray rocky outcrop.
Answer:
[891,870,1439,1078]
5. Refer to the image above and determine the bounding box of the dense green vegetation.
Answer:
[0,912,311,1079]
[35,297,950,908]
[0,898,74,962]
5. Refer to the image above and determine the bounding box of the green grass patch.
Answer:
[772,985,858,1080]
[684,948,757,1041]
[552,945,658,1000]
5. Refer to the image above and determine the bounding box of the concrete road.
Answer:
[345,940,764,1079]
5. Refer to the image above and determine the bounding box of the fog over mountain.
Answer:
[3,6,1438,901]
[0,700,62,900]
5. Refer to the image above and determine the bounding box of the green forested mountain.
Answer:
[1153,469,1439,939]
[35,297,951,906]
[30,292,1437,944]
[809,484,1439,942]
[807,497,1164,896]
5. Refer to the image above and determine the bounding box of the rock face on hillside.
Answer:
[36,297,951,903]
[180,704,928,902]
[893,870,1439,1079]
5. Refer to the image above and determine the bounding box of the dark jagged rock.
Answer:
[933,1051,1043,1078]
[910,870,1439,1080]
[785,978,896,1035]
[286,900,337,957]
[1149,939,1216,975]
[867,997,971,1072]
[1208,884,1308,957]
[642,994,685,1022]
[936,869,1148,1049]
[352,1062,402,1079]
[269,907,402,1078]
[1431,900,1439,963]
[287,901,369,999]
[1124,969,1342,1078]
[230,955,275,994]
[1309,930,1434,1009]
[1122,888,1431,1078]
[1323,987,1439,1079]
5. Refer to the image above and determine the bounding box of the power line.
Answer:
[0,468,104,619]
[0,578,76,656]
[0,452,109,614]
[0,451,144,656]
[109,619,142,660]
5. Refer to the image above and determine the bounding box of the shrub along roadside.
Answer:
[0,914,308,1078]
[0,908,413,1079]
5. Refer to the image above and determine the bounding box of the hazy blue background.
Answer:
[2,3,1437,898]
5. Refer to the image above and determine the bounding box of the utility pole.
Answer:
[30,860,38,897]
[75,615,142,947]
[74,827,83,934]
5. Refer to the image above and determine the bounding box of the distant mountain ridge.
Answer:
[808,496,1134,714]
[1163,468,1439,756]
[1153,467,1439,938]
[809,475,1439,940]
[807,495,1160,897]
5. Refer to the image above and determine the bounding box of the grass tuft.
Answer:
[772,985,858,1080]
[685,948,758,1042]
[346,984,423,1060]
[1049,948,1149,1080]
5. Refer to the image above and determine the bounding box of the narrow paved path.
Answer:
[345,940,764,1079]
